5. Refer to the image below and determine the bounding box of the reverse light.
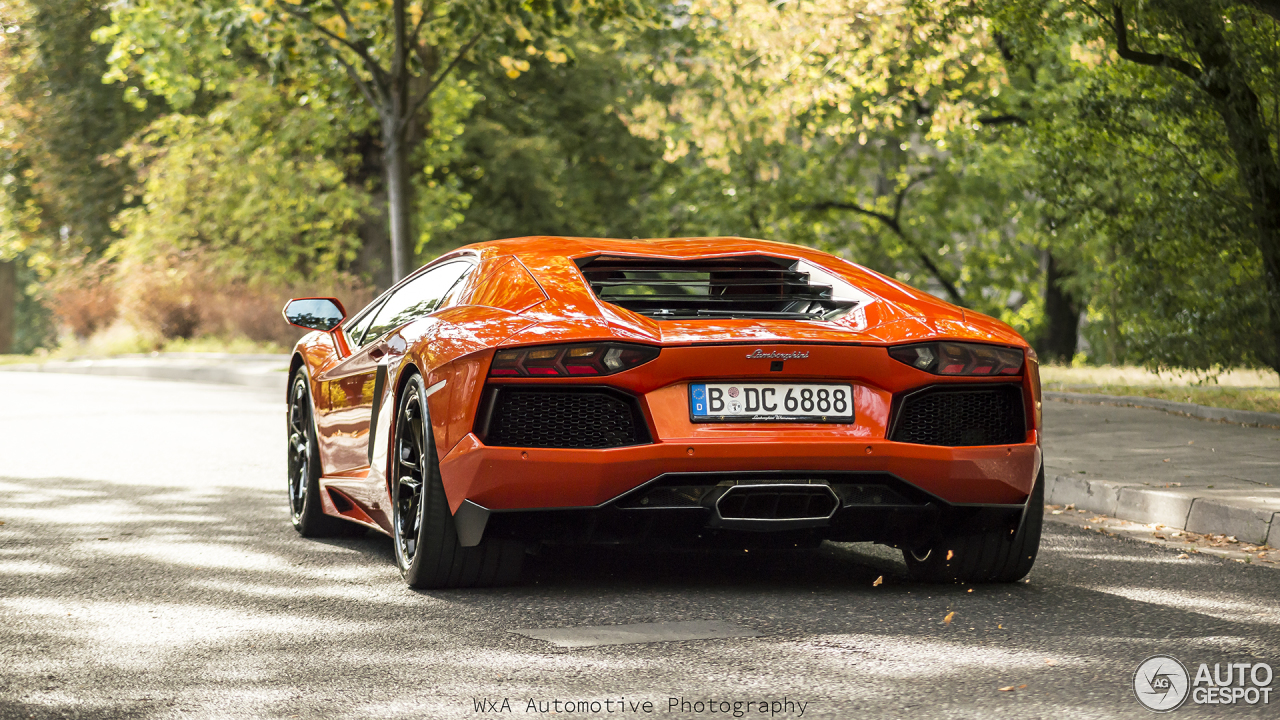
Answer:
[888,342,1024,376]
[488,343,660,378]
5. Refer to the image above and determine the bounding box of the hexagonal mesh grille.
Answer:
[486,389,647,448]
[890,385,1025,446]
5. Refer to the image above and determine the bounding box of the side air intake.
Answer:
[576,255,855,320]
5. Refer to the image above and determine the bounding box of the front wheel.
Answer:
[287,370,360,537]
[391,373,524,588]
[904,467,1044,584]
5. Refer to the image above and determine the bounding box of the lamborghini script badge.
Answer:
[745,349,810,360]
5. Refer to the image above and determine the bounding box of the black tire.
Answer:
[391,373,524,589]
[288,370,362,537]
[904,467,1044,584]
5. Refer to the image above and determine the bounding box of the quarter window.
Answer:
[361,261,473,343]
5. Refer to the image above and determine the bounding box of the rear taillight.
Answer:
[888,342,1024,376]
[488,343,660,378]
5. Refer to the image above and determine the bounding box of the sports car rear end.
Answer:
[434,241,1043,579]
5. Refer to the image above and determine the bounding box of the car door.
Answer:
[316,260,475,473]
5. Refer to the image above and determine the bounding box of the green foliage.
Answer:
[624,1,1045,339]
[431,36,662,251]
[0,0,156,269]
[983,0,1277,370]
[3,0,1278,373]
[413,76,479,256]
[10,255,56,353]
[112,77,370,283]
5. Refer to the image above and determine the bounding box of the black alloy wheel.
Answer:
[392,379,428,568]
[391,372,524,588]
[287,370,359,537]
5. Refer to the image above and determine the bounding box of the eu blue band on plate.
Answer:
[691,383,708,416]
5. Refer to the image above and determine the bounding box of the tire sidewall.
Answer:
[289,369,324,532]
[393,373,432,580]
[905,465,1044,583]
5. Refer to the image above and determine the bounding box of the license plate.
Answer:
[689,382,854,422]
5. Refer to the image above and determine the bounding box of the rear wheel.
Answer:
[904,467,1044,584]
[287,370,359,537]
[392,373,524,588]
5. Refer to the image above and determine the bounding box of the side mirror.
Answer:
[282,297,347,332]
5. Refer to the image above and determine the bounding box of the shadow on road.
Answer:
[2,473,1278,720]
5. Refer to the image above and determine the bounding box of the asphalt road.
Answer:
[1,373,1277,720]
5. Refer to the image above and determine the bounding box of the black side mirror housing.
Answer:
[282,298,347,332]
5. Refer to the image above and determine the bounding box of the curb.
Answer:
[1045,390,1280,428]
[1046,473,1280,547]
[0,356,290,392]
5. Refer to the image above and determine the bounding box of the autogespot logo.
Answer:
[1134,655,1190,712]
[1134,655,1274,712]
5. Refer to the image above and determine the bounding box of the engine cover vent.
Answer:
[576,255,855,320]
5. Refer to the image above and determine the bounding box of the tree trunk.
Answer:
[1178,2,1280,375]
[383,116,414,283]
[0,260,14,355]
[1041,250,1080,363]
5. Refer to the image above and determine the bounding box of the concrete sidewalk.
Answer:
[3,354,1278,545]
[1042,399,1280,546]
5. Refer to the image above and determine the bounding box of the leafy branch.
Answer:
[804,173,967,307]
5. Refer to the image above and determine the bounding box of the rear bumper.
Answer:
[438,430,1042,513]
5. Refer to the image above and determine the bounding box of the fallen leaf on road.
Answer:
[1064,504,1075,511]
[998,624,1004,629]
[1045,659,1056,666]
[1051,510,1063,515]
[1154,534,1167,540]
[873,576,883,587]
[1163,458,1170,462]
[998,686,1014,692]
[944,611,955,625]
[1177,554,1190,559]
[1018,684,1027,689]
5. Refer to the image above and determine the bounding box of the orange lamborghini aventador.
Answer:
[282,237,1044,588]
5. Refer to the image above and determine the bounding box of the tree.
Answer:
[99,0,646,282]
[0,0,158,350]
[431,31,664,254]
[986,0,1280,373]
[624,1,1045,335]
